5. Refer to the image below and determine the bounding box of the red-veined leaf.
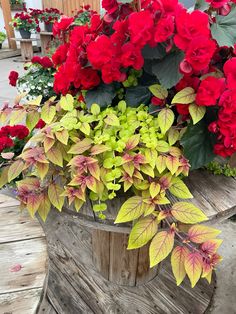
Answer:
[184,252,203,288]
[188,225,221,243]
[48,183,64,211]
[115,196,144,223]
[8,160,25,182]
[171,246,189,286]
[171,202,207,224]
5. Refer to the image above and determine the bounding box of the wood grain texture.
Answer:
[42,0,100,15]
[0,193,48,314]
[42,210,216,314]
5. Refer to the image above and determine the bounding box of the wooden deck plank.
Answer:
[0,238,48,294]
[0,206,45,243]
[0,288,43,314]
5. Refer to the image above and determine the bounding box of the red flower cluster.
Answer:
[9,71,19,87]
[31,56,53,68]
[12,10,41,32]
[0,125,29,153]
[52,0,217,95]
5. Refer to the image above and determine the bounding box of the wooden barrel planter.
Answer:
[41,170,236,313]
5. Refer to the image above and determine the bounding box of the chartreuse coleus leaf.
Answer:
[60,94,74,111]
[48,183,64,211]
[10,109,27,125]
[168,128,179,146]
[115,196,144,223]
[8,159,25,182]
[91,103,100,115]
[171,202,207,224]
[149,182,161,199]
[158,108,174,134]
[188,225,221,243]
[36,162,49,180]
[26,111,40,131]
[41,103,56,124]
[128,216,158,249]
[165,155,179,175]
[172,87,196,104]
[55,129,69,145]
[0,166,9,188]
[149,84,168,99]
[38,192,51,222]
[68,138,93,154]
[184,252,203,288]
[46,146,63,167]
[156,155,167,173]
[149,230,175,267]
[169,177,193,199]
[171,246,189,286]
[189,104,206,125]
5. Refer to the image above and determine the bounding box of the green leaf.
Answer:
[26,111,40,131]
[142,44,166,60]
[80,122,91,135]
[68,138,93,154]
[41,103,56,124]
[125,86,151,107]
[149,231,175,267]
[156,140,169,153]
[85,83,116,108]
[48,183,64,211]
[171,87,196,104]
[211,6,236,47]
[8,160,24,182]
[91,103,100,115]
[152,51,184,89]
[0,166,9,188]
[189,104,206,125]
[180,120,216,169]
[60,94,74,111]
[169,177,193,199]
[171,202,208,224]
[38,193,51,222]
[115,196,144,223]
[93,203,107,212]
[104,113,120,126]
[149,84,168,99]
[128,217,158,249]
[158,108,174,134]
[168,128,179,146]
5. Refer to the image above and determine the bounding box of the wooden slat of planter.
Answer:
[0,193,19,208]
[0,206,45,243]
[92,230,110,280]
[0,238,48,294]
[0,288,43,314]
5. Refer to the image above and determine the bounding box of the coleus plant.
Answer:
[51,0,236,169]
[0,94,222,288]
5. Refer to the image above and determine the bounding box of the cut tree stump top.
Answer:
[0,192,48,314]
[64,169,236,233]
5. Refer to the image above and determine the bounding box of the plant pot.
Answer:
[11,3,25,11]
[19,29,31,39]
[45,22,53,33]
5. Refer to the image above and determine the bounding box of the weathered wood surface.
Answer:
[42,210,216,314]
[11,38,35,61]
[65,170,236,234]
[40,32,53,55]
[0,193,48,314]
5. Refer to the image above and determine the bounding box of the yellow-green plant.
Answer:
[0,95,222,287]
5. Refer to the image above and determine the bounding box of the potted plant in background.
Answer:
[11,10,40,39]
[39,8,62,32]
[10,0,25,11]
[0,31,6,49]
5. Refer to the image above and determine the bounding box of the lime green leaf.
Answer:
[38,193,51,222]
[156,155,166,173]
[171,202,208,224]
[115,196,144,223]
[60,94,74,111]
[104,113,120,126]
[46,146,63,167]
[165,156,179,175]
[93,203,107,212]
[189,104,206,125]
[10,109,26,125]
[91,103,100,115]
[168,128,179,146]
[149,231,175,267]
[172,87,196,104]
[188,225,221,243]
[41,103,56,124]
[0,166,9,188]
[48,183,64,211]
[156,140,169,153]
[55,129,69,145]
[149,84,168,99]
[80,122,91,135]
[128,217,158,249]
[169,177,193,199]
[141,164,154,177]
[125,134,140,150]
[185,252,203,288]
[150,182,161,199]
[26,111,40,131]
[158,108,174,134]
